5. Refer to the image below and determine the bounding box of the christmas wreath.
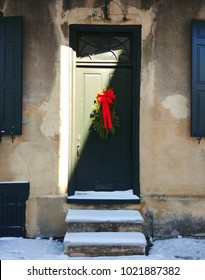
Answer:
[90,87,120,139]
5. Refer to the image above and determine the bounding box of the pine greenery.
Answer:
[90,98,119,140]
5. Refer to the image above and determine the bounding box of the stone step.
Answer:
[64,231,147,257]
[67,222,143,232]
[67,190,140,203]
[65,209,144,223]
[65,209,144,232]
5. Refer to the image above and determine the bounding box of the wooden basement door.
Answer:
[68,25,141,201]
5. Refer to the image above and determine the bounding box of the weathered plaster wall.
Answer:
[0,0,205,238]
[0,0,67,237]
[140,0,205,237]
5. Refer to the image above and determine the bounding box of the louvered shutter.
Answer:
[0,16,23,137]
[191,19,205,137]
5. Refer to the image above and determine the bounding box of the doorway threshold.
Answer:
[67,190,141,204]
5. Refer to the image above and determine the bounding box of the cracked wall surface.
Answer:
[0,0,205,237]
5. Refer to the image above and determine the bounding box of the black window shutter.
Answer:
[0,16,23,137]
[191,19,205,137]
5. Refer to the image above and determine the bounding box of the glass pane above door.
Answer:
[77,33,131,62]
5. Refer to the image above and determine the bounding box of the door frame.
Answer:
[67,24,141,203]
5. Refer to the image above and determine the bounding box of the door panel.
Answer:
[74,67,132,191]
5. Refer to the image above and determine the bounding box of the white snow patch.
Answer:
[66,209,144,223]
[67,190,140,200]
[64,232,146,247]
[0,236,205,260]
[0,181,29,184]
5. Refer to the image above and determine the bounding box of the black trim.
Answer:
[67,198,141,205]
[68,24,141,202]
[0,181,29,199]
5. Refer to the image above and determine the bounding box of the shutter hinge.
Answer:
[197,137,202,144]
[11,132,15,143]
[0,131,16,142]
[0,130,5,142]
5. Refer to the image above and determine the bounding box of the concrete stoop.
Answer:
[63,209,147,257]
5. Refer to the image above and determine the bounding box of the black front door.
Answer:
[69,25,141,197]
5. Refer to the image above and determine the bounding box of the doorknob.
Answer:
[77,143,81,160]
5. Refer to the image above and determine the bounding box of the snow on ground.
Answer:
[0,236,205,260]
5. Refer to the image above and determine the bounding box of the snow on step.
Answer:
[64,232,146,247]
[65,209,144,223]
[67,190,140,200]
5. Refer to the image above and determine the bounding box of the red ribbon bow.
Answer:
[97,89,116,130]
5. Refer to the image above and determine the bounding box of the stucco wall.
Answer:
[0,0,205,238]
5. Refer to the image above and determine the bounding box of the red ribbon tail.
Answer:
[107,107,112,129]
[102,102,112,130]
[102,102,108,129]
